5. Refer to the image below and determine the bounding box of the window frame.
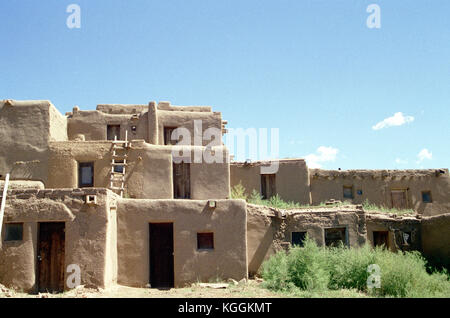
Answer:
[4,223,24,242]
[421,191,432,203]
[343,185,354,199]
[78,162,94,188]
[197,232,214,250]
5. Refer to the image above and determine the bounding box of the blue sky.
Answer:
[1,0,449,169]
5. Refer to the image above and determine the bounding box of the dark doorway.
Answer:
[261,174,276,199]
[325,227,347,247]
[373,231,389,248]
[173,162,190,199]
[164,127,178,145]
[149,223,174,288]
[37,222,65,293]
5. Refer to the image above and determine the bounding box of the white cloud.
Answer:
[372,112,414,130]
[305,146,339,169]
[395,158,408,164]
[417,149,432,163]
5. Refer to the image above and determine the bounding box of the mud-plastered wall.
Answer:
[116,199,248,287]
[230,159,311,204]
[0,100,56,183]
[246,204,367,275]
[310,169,450,216]
[0,189,117,291]
[421,214,450,268]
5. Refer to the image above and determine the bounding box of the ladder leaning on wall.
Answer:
[109,131,130,197]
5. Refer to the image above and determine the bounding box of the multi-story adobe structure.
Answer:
[0,99,449,293]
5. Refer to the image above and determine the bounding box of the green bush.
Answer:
[261,237,450,297]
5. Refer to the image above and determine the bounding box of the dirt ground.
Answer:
[0,279,284,298]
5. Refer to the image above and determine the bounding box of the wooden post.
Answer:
[0,173,10,244]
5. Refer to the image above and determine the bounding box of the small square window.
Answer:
[343,186,353,199]
[114,160,124,173]
[422,191,432,203]
[5,223,23,241]
[292,232,307,247]
[197,232,214,250]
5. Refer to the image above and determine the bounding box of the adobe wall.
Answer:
[0,188,117,292]
[365,213,422,252]
[310,169,450,216]
[246,204,367,276]
[0,100,67,184]
[67,108,149,142]
[230,159,311,204]
[47,141,230,200]
[421,214,450,268]
[67,102,223,147]
[116,199,248,287]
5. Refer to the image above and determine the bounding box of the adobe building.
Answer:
[0,99,449,293]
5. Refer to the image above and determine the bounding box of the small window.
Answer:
[164,127,178,145]
[422,191,432,203]
[357,189,363,195]
[197,232,214,250]
[325,227,347,247]
[5,223,23,241]
[114,160,124,173]
[343,186,353,199]
[292,232,307,247]
[107,125,121,140]
[78,162,94,187]
[402,231,412,245]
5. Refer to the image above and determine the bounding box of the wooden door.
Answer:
[38,222,65,293]
[391,190,407,209]
[149,223,174,288]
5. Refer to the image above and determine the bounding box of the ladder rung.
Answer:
[110,186,123,190]
[112,155,128,158]
[111,140,129,144]
[111,163,128,166]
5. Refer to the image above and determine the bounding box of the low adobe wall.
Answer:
[116,199,248,287]
[0,188,117,292]
[421,214,450,269]
[230,159,311,205]
[310,169,450,216]
[247,204,367,276]
[365,213,422,252]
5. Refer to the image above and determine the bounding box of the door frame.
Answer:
[36,221,66,293]
[149,222,175,288]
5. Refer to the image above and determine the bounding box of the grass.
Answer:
[362,199,415,215]
[260,237,450,298]
[231,183,417,214]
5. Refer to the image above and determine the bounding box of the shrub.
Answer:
[230,182,247,200]
[261,237,450,297]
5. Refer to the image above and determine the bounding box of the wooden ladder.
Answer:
[109,131,130,197]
